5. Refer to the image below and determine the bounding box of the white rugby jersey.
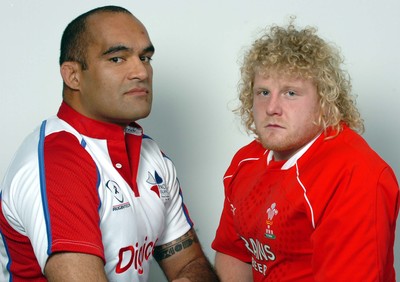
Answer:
[0,102,193,281]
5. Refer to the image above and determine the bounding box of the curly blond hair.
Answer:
[236,22,364,137]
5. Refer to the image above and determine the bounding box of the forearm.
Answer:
[214,252,252,282]
[45,252,108,282]
[173,256,219,282]
[156,229,219,282]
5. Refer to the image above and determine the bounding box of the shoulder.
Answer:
[41,116,94,166]
[226,139,266,173]
[223,140,266,188]
[324,127,390,170]
[304,126,397,190]
[140,135,178,184]
[141,134,171,166]
[235,139,266,157]
[141,134,163,155]
[41,118,98,191]
[1,117,89,191]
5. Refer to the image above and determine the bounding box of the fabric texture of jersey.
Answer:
[0,102,193,281]
[212,125,399,281]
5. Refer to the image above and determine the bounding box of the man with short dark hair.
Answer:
[0,6,218,282]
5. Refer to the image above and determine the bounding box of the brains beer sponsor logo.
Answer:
[241,237,276,276]
[241,237,276,261]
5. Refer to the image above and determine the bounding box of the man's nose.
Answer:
[265,94,282,116]
[127,58,149,80]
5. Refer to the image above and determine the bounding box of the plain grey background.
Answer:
[1,1,399,281]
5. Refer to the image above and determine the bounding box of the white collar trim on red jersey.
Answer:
[267,133,322,170]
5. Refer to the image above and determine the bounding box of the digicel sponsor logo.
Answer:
[116,237,157,274]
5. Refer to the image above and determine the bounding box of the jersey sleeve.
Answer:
[212,189,251,262]
[150,145,193,246]
[311,165,399,281]
[1,129,105,272]
[43,131,104,261]
[212,140,265,262]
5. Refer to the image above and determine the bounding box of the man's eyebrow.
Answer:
[102,45,132,56]
[102,44,155,56]
[144,44,155,54]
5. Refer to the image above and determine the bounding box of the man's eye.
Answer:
[110,57,123,63]
[140,56,152,63]
[287,90,296,96]
[260,90,270,96]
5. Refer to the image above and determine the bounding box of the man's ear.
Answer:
[60,62,82,90]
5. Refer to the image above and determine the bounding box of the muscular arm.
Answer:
[154,228,219,282]
[45,252,108,282]
[214,252,252,282]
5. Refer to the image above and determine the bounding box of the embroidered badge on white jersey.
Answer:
[146,171,170,201]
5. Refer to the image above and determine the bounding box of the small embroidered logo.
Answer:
[146,171,170,200]
[265,202,278,239]
[106,180,124,203]
[106,180,131,211]
[230,203,236,215]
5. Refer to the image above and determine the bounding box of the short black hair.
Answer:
[59,5,132,69]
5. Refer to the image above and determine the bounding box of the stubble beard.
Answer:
[258,125,322,158]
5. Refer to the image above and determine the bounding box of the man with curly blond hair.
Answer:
[212,22,399,281]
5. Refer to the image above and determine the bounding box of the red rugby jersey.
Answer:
[213,126,399,281]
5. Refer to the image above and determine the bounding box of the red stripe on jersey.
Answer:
[43,131,104,259]
[0,200,45,281]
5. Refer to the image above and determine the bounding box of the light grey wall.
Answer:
[1,1,399,281]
